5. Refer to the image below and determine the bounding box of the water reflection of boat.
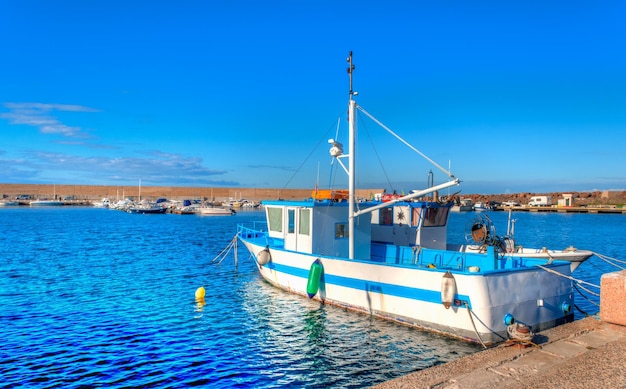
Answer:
[236,53,591,346]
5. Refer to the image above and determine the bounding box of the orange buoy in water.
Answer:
[195,286,206,300]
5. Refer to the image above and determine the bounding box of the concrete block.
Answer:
[600,270,626,326]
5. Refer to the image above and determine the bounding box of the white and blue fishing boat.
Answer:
[236,53,592,345]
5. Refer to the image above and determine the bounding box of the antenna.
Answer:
[347,51,355,99]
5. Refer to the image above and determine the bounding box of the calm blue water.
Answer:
[1,207,623,388]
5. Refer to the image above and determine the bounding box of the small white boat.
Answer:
[30,185,64,206]
[236,53,591,345]
[127,200,167,214]
[0,200,20,206]
[451,198,473,212]
[30,199,64,206]
[473,202,491,212]
[198,206,235,216]
[92,198,111,208]
[170,199,202,214]
[110,199,133,211]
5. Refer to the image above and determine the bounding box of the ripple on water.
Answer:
[4,207,619,387]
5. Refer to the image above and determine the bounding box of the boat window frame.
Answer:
[298,208,310,236]
[267,207,283,233]
[422,207,449,227]
[380,207,393,225]
[335,222,349,239]
[287,209,295,234]
[411,208,421,227]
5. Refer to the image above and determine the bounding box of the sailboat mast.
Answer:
[347,51,356,260]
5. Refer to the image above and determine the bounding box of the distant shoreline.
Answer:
[0,183,624,206]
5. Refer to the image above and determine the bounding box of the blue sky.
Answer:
[1,1,624,194]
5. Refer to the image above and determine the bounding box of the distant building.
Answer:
[558,193,575,207]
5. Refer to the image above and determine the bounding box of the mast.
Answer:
[342,51,459,258]
[347,51,356,259]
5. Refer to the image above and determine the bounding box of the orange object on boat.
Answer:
[382,193,401,202]
[311,189,349,200]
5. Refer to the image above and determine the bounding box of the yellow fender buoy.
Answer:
[441,271,456,309]
[195,286,206,300]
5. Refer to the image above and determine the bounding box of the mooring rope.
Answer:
[573,283,600,307]
[210,235,238,265]
[506,323,535,342]
[463,302,487,349]
[536,264,600,289]
[592,252,626,270]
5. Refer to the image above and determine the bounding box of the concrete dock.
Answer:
[373,317,625,389]
[374,270,626,389]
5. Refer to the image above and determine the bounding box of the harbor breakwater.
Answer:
[0,183,380,203]
[1,183,624,206]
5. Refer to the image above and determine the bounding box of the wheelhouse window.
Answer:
[299,208,310,235]
[268,207,283,233]
[380,208,393,225]
[423,207,449,227]
[335,223,349,239]
[411,208,421,227]
[288,209,295,234]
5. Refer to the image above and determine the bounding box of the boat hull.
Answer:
[239,238,574,345]
[128,207,167,214]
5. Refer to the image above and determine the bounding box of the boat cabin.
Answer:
[370,202,450,250]
[263,200,373,259]
[262,199,450,260]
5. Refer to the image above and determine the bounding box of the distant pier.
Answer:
[494,206,626,214]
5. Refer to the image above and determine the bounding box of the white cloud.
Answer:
[0,102,99,138]
[0,149,236,186]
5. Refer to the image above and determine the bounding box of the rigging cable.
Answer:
[356,109,395,193]
[356,105,455,179]
[280,111,347,192]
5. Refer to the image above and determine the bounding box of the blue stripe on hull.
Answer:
[266,261,471,307]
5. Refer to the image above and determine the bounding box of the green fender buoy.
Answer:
[306,259,323,298]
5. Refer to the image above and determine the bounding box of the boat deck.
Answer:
[238,224,565,274]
